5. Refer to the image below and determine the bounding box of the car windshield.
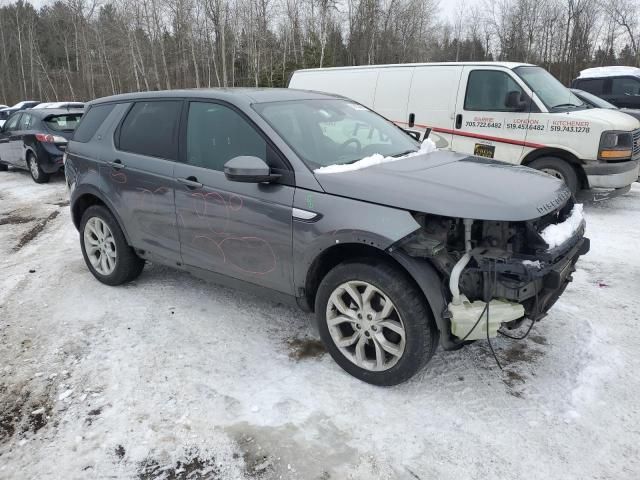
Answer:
[515,66,585,111]
[44,113,83,131]
[572,89,617,109]
[253,99,419,169]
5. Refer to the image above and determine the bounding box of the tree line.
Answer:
[0,0,638,105]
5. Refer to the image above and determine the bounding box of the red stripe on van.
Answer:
[394,120,546,149]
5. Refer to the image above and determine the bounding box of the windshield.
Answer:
[253,99,419,170]
[44,113,83,131]
[515,66,585,111]
[571,89,617,109]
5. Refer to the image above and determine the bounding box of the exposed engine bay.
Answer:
[396,197,590,342]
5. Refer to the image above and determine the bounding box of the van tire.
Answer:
[528,157,579,194]
[315,260,438,386]
[0,162,7,171]
[80,205,145,286]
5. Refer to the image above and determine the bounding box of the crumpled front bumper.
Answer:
[476,230,590,320]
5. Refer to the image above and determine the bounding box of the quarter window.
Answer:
[74,104,115,143]
[118,101,181,160]
[465,70,524,111]
[19,114,35,130]
[186,102,267,171]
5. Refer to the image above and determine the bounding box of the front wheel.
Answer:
[80,205,145,286]
[315,261,438,386]
[528,157,579,194]
[28,153,50,184]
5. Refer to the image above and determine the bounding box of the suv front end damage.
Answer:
[390,198,590,345]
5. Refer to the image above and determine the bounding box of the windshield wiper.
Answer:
[552,103,581,109]
[391,149,417,157]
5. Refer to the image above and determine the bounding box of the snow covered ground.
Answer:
[0,168,639,480]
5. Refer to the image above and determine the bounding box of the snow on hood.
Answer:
[314,138,437,174]
[579,66,640,78]
[540,204,584,249]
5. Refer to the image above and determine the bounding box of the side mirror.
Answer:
[224,156,281,183]
[505,90,528,112]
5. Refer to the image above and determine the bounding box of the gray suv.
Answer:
[65,89,589,385]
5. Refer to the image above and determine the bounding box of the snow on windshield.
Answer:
[540,204,584,249]
[314,138,437,174]
[579,66,640,78]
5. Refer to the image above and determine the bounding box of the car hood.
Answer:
[313,150,572,221]
[562,107,640,130]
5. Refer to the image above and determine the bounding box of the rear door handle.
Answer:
[108,159,125,169]
[177,176,203,190]
[455,114,463,129]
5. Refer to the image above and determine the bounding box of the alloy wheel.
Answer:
[83,217,117,276]
[29,156,39,180]
[326,281,406,371]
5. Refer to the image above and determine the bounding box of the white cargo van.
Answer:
[289,62,640,194]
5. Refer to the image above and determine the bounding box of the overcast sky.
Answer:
[440,0,484,22]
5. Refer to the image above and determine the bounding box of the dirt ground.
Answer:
[0,168,639,479]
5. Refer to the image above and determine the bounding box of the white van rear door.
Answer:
[452,66,531,163]
[289,69,378,107]
[407,66,463,148]
[373,68,414,123]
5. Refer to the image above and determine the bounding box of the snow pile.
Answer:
[522,260,542,269]
[579,66,640,79]
[314,138,437,174]
[540,204,584,249]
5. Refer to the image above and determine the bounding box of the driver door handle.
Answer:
[108,159,126,169]
[177,176,203,190]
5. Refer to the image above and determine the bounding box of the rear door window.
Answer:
[4,113,21,131]
[118,101,181,160]
[464,70,524,111]
[73,104,115,143]
[44,113,83,132]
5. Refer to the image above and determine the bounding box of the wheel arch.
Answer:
[303,243,410,312]
[71,188,132,244]
[521,148,588,189]
[303,242,452,349]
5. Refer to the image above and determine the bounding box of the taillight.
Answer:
[35,133,67,144]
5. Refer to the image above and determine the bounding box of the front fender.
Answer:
[292,189,420,294]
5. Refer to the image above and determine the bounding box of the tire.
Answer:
[315,260,438,386]
[27,152,50,184]
[528,157,579,194]
[79,205,145,286]
[0,162,7,172]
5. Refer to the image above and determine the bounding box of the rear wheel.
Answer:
[80,205,145,286]
[528,157,579,194]
[315,261,438,386]
[28,153,50,184]
[0,162,7,172]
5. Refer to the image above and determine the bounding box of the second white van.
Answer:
[289,62,640,195]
